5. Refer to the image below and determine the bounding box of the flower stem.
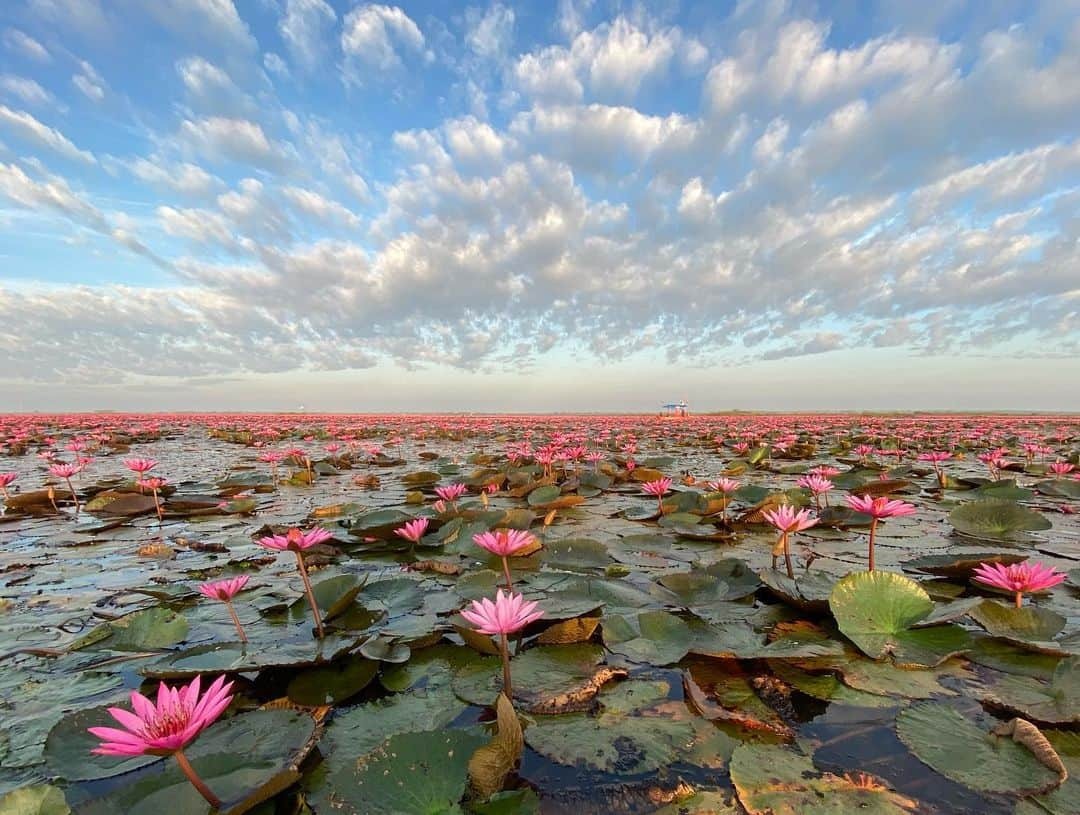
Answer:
[226,601,247,643]
[501,556,513,592]
[1015,591,1023,609]
[782,532,794,578]
[174,750,221,808]
[294,550,325,638]
[868,519,877,571]
[65,477,80,514]
[499,632,513,699]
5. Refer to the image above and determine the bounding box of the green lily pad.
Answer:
[901,552,1027,577]
[896,701,1063,794]
[730,743,916,814]
[949,499,1052,541]
[767,662,896,708]
[69,607,189,653]
[759,570,835,613]
[523,680,694,775]
[980,657,1080,724]
[451,644,609,706]
[0,785,70,815]
[309,729,485,815]
[603,611,693,665]
[527,485,562,507]
[540,538,611,571]
[286,655,378,705]
[969,600,1067,644]
[829,571,970,667]
[75,709,318,815]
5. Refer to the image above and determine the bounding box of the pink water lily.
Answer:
[435,482,467,510]
[257,527,333,638]
[394,517,430,545]
[48,462,81,513]
[473,529,536,590]
[198,575,250,642]
[0,471,16,499]
[138,476,168,521]
[88,675,233,807]
[762,505,819,578]
[641,477,672,514]
[973,561,1066,608]
[460,590,544,699]
[845,494,917,571]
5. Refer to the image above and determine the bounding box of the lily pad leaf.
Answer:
[896,702,1064,794]
[311,729,486,815]
[949,499,1051,541]
[980,657,1080,724]
[523,680,694,775]
[829,571,970,667]
[730,743,917,814]
[0,785,71,815]
[603,611,693,666]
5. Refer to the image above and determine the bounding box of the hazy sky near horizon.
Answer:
[0,0,1078,412]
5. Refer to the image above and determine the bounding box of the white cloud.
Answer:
[465,3,515,60]
[178,116,288,169]
[127,156,223,197]
[72,60,106,102]
[0,75,55,107]
[0,106,95,163]
[341,3,426,75]
[279,0,336,72]
[176,57,250,113]
[2,29,51,62]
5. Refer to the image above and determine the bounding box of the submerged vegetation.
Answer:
[0,411,1078,814]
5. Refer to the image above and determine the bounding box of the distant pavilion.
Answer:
[660,400,689,417]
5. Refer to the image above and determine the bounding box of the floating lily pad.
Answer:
[311,729,485,815]
[452,643,609,706]
[901,552,1027,577]
[730,743,916,814]
[969,600,1066,644]
[524,680,694,775]
[603,611,693,665]
[286,655,378,705]
[829,571,970,667]
[949,499,1052,541]
[980,657,1080,724]
[759,570,835,613]
[0,785,70,815]
[70,607,189,653]
[896,702,1063,794]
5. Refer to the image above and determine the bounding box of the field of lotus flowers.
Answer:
[0,412,1078,815]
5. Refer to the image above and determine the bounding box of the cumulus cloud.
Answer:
[0,2,1078,391]
[0,106,94,163]
[341,3,428,78]
[178,116,289,169]
[279,0,336,72]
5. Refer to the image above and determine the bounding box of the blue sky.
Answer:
[0,0,1078,411]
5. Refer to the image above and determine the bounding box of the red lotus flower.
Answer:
[845,494,916,571]
[973,561,1066,608]
[198,576,250,642]
[88,675,233,807]
[473,529,536,590]
[257,527,333,638]
[460,590,544,699]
